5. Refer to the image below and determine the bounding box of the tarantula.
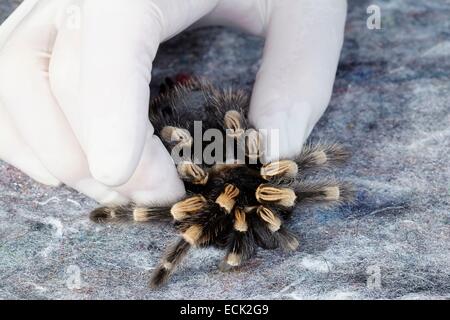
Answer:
[90,77,353,288]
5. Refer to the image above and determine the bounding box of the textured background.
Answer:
[0,0,449,299]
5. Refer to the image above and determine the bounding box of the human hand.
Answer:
[0,0,346,205]
[0,0,221,205]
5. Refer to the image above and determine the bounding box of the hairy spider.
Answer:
[90,77,353,288]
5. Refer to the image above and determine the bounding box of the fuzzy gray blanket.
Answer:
[0,0,449,299]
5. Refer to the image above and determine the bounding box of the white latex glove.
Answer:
[0,0,347,205]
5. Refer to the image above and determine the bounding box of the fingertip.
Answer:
[86,125,154,187]
[75,179,129,206]
[128,148,186,205]
[131,177,185,206]
[86,125,147,187]
[116,134,186,206]
[88,153,138,187]
[81,76,152,188]
[250,100,312,161]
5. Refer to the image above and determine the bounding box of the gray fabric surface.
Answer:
[0,0,449,299]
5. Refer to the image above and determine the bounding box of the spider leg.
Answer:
[249,213,279,249]
[292,180,354,207]
[219,208,255,271]
[272,226,300,252]
[150,237,191,288]
[295,143,350,173]
[170,195,207,221]
[177,161,209,185]
[224,110,245,139]
[244,129,262,163]
[208,89,250,132]
[132,206,172,222]
[150,223,205,288]
[256,206,299,251]
[160,126,193,147]
[89,205,131,223]
[90,205,172,223]
[215,184,240,214]
[255,184,297,208]
[260,160,298,180]
[213,105,252,164]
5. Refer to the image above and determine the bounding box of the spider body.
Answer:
[90,77,353,288]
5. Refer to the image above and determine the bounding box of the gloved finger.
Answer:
[248,0,347,160]
[0,103,60,186]
[78,0,219,187]
[50,1,184,206]
[0,1,128,205]
[192,0,266,36]
[115,133,185,206]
